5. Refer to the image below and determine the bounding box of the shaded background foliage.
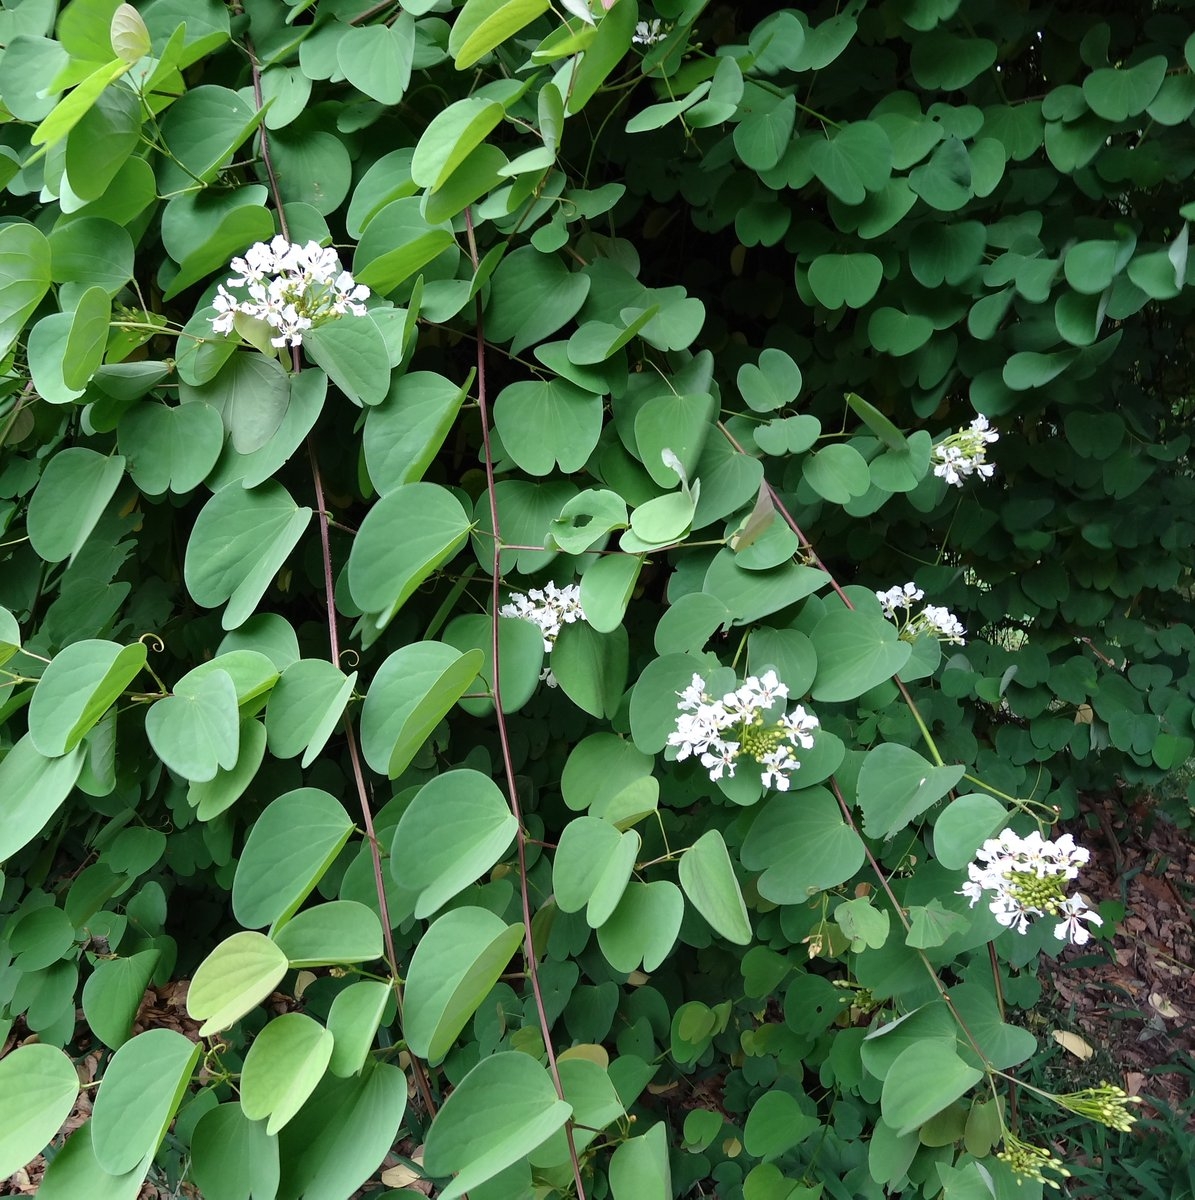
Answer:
[0,0,1193,1197]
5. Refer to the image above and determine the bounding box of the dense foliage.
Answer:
[0,0,1192,1197]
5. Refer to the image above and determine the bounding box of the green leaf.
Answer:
[348,483,471,623]
[0,1044,80,1180]
[551,621,627,719]
[145,668,240,782]
[1064,235,1135,295]
[909,136,973,211]
[910,31,995,89]
[553,816,626,913]
[31,58,129,151]
[609,1122,671,1200]
[352,198,456,295]
[28,639,146,757]
[240,1013,335,1136]
[704,551,828,626]
[327,981,392,1077]
[743,1091,820,1160]
[933,793,1008,869]
[26,447,126,566]
[82,950,161,1050]
[62,285,111,390]
[119,401,225,496]
[0,222,51,359]
[495,378,603,476]
[906,899,971,949]
[91,1028,201,1174]
[678,830,751,945]
[737,348,803,413]
[803,443,872,502]
[486,246,591,355]
[157,85,266,192]
[443,613,545,717]
[265,659,357,766]
[566,0,634,113]
[37,1126,149,1200]
[0,607,21,670]
[337,18,414,106]
[275,1065,406,1200]
[184,482,312,630]
[807,253,883,309]
[1083,56,1167,121]
[49,216,134,293]
[450,0,550,70]
[272,900,384,968]
[0,735,86,862]
[596,881,684,973]
[634,391,716,487]
[741,786,865,904]
[391,769,518,918]
[809,608,912,702]
[867,307,934,355]
[303,315,391,407]
[834,897,891,952]
[182,739,266,819]
[186,931,290,1037]
[403,907,524,1063]
[880,1043,982,1136]
[857,744,965,840]
[181,351,289,454]
[359,642,484,777]
[423,1052,571,1200]
[232,788,354,930]
[364,371,469,493]
[809,121,892,204]
[190,1103,280,1200]
[412,96,506,192]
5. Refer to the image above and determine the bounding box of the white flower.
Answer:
[876,582,924,619]
[669,673,819,790]
[931,415,999,487]
[958,828,1101,945]
[916,604,966,645]
[1053,895,1102,946]
[877,584,966,646]
[500,581,585,651]
[209,239,371,348]
[633,18,667,45]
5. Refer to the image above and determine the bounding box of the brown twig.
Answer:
[464,205,588,1200]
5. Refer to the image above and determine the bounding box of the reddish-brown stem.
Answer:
[716,420,943,758]
[464,207,588,1200]
[247,32,438,1121]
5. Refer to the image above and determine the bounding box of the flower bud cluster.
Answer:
[210,236,370,348]
[958,828,1103,944]
[876,583,966,645]
[997,1132,1070,1189]
[668,670,819,791]
[500,582,586,652]
[1055,1084,1140,1132]
[931,415,999,486]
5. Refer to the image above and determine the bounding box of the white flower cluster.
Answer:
[500,582,585,652]
[210,236,370,348]
[959,828,1103,945]
[931,415,999,486]
[876,583,966,646]
[668,670,819,791]
[633,19,666,45]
